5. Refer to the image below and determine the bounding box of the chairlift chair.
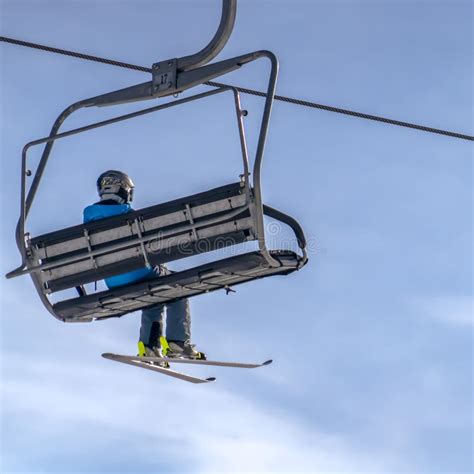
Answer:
[6,0,308,322]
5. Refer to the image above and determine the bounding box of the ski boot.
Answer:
[160,336,206,360]
[137,341,170,368]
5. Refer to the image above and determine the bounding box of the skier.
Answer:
[83,170,206,361]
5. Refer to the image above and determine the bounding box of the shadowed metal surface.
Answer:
[54,250,304,322]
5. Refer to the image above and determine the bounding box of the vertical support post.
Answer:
[251,51,280,268]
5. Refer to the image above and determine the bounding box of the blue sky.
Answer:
[0,1,472,473]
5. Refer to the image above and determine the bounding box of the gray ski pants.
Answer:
[139,298,191,346]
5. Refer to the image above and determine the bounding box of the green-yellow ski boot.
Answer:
[161,336,206,360]
[137,341,170,368]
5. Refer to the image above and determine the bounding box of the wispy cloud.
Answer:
[413,296,473,327]
[1,284,470,473]
[1,352,406,474]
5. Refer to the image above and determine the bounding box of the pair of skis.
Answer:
[102,353,273,384]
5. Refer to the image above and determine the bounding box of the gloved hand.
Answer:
[153,264,172,276]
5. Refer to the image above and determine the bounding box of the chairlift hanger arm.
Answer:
[178,0,237,71]
[86,0,237,108]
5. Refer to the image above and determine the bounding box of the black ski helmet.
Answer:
[97,170,135,203]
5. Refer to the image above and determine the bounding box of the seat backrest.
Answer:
[29,182,255,293]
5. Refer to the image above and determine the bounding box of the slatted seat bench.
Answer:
[53,250,302,322]
[12,180,307,321]
[29,182,253,294]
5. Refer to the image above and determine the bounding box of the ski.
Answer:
[102,353,216,384]
[103,353,273,369]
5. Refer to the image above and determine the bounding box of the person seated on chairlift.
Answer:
[83,170,206,361]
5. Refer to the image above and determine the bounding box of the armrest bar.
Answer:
[263,204,307,249]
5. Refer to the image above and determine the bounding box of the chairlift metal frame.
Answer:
[6,0,308,322]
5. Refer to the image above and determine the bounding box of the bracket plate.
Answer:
[152,58,178,96]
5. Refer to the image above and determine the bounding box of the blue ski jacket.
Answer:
[83,201,155,289]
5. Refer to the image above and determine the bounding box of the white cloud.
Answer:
[1,353,406,474]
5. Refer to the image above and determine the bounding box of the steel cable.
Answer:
[1,35,472,142]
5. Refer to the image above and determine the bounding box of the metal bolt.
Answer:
[25,169,32,176]
[241,110,248,117]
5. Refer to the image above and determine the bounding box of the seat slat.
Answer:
[53,250,304,322]
[39,215,254,285]
[31,182,244,247]
[45,230,252,293]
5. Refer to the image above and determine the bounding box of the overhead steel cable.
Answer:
[1,35,472,142]
[0,36,151,73]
